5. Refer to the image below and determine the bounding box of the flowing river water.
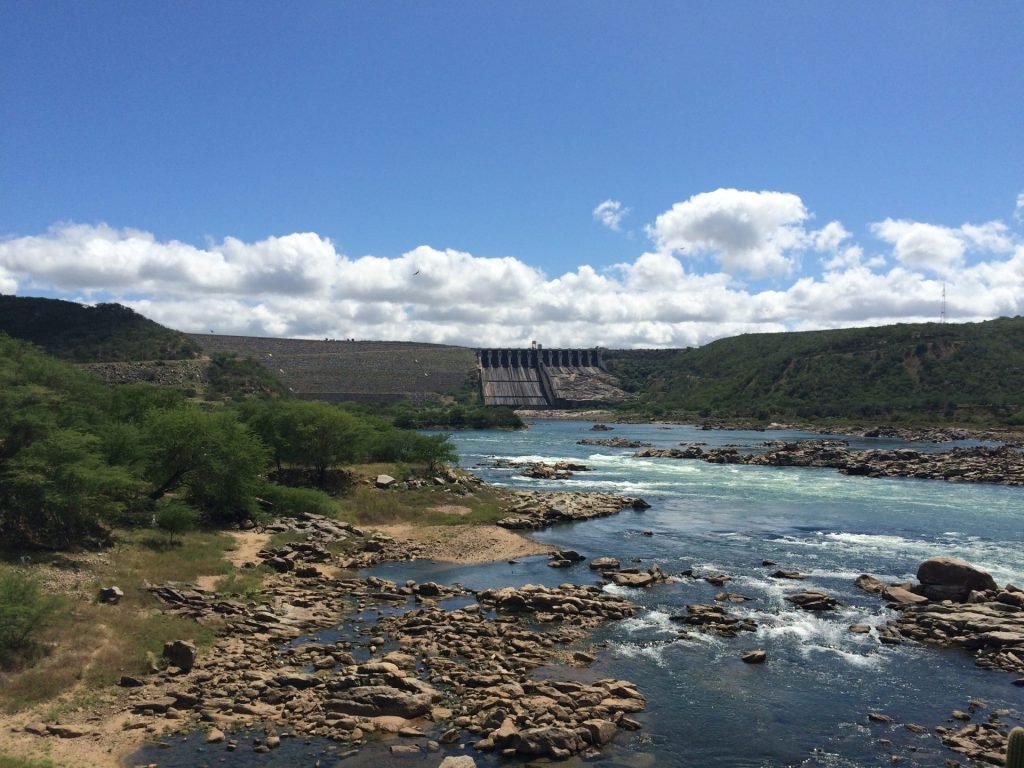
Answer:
[134,420,1024,767]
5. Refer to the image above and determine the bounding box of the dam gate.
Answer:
[477,347,624,408]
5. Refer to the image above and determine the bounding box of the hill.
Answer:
[189,334,477,404]
[613,317,1024,424]
[0,295,200,362]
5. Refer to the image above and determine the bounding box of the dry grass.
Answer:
[0,529,233,714]
[334,477,509,527]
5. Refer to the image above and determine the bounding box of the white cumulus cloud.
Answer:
[593,199,631,231]
[2,191,1022,349]
[648,188,812,277]
[871,218,1013,277]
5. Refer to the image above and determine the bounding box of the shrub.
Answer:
[0,567,59,667]
[154,499,199,543]
[256,483,337,518]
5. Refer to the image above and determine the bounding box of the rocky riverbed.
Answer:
[635,440,1024,485]
[7,494,654,768]
[133,575,647,763]
[852,556,1024,764]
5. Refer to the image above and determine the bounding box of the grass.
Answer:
[0,528,234,713]
[0,463,512,716]
[334,470,510,527]
[426,501,505,525]
[214,567,268,600]
[0,758,59,768]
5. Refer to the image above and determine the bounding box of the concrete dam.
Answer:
[477,347,628,408]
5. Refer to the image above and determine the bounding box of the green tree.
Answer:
[243,400,363,487]
[1,430,142,549]
[412,433,459,473]
[143,407,269,523]
[154,499,199,544]
[0,567,60,667]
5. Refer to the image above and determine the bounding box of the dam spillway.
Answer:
[477,347,626,408]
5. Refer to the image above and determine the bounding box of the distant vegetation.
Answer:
[0,333,459,551]
[345,402,524,430]
[0,296,199,362]
[609,317,1024,425]
[205,352,288,400]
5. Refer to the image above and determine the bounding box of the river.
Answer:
[134,420,1024,767]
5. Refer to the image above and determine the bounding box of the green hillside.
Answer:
[0,296,200,362]
[610,317,1024,424]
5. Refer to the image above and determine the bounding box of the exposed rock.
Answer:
[605,566,672,588]
[786,590,838,611]
[46,724,89,738]
[715,592,753,603]
[636,439,1024,486]
[438,758,477,768]
[555,549,586,563]
[98,585,124,604]
[511,726,585,758]
[855,574,888,594]
[883,585,929,605]
[326,686,437,718]
[589,556,621,571]
[375,474,397,489]
[917,557,998,601]
[861,560,1024,674]
[671,604,757,636]
[741,649,767,664]
[496,490,649,530]
[162,639,196,671]
[578,437,652,448]
[769,569,806,580]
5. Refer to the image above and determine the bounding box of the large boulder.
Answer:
[917,557,997,601]
[325,685,436,718]
[162,639,196,671]
[511,726,585,758]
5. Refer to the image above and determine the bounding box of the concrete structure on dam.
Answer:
[477,346,626,408]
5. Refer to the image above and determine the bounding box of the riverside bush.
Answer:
[257,483,337,517]
[0,567,59,667]
[154,499,199,543]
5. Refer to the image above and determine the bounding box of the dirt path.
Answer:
[224,530,272,567]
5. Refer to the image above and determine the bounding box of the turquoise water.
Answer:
[134,420,1023,767]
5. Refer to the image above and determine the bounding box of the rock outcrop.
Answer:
[858,559,1024,673]
[496,491,650,530]
[636,441,1024,486]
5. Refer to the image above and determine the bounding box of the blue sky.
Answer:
[2,2,1023,347]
